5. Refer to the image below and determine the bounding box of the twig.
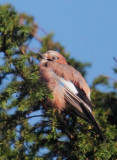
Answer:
[32,33,42,43]
[113,57,117,63]
[26,114,46,119]
[19,46,34,65]
[38,26,48,35]
[104,75,117,83]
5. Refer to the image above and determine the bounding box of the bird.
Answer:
[38,50,105,141]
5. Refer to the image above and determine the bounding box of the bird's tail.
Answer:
[80,103,105,141]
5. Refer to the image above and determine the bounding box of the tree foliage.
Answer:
[0,4,117,160]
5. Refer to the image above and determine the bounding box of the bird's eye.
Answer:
[52,56,58,61]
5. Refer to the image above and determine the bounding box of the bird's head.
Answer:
[38,50,68,65]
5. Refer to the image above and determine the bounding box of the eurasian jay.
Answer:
[39,50,105,141]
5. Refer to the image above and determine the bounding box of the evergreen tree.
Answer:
[0,4,117,160]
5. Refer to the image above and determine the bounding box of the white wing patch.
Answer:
[58,77,92,113]
[59,78,78,94]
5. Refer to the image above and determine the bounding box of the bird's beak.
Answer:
[38,52,47,60]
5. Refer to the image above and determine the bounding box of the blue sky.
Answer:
[1,0,117,87]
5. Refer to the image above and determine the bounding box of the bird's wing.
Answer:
[47,61,91,100]
[76,86,92,108]
[58,77,105,141]
[58,78,92,121]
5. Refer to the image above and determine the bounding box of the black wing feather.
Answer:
[58,78,105,141]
